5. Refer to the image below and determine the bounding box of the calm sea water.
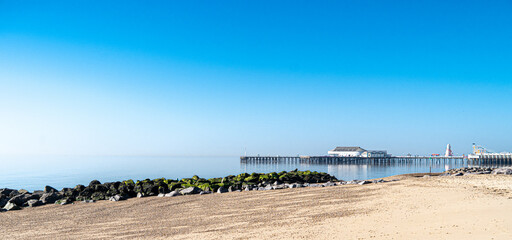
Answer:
[1,156,509,191]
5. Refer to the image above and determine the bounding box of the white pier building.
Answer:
[468,143,512,161]
[328,146,388,158]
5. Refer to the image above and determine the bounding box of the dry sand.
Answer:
[1,174,512,240]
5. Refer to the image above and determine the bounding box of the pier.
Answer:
[240,155,512,167]
[240,155,466,164]
[468,153,512,166]
[241,144,512,166]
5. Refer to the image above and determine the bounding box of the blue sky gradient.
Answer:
[1,1,511,156]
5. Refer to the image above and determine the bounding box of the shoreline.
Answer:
[1,170,512,239]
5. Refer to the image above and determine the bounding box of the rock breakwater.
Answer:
[1,170,341,212]
[442,167,512,176]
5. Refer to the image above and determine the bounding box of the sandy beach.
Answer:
[1,174,511,240]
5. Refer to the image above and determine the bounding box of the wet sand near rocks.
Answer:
[1,174,512,240]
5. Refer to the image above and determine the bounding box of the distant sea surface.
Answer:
[1,156,509,191]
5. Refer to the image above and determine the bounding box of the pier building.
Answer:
[328,146,388,158]
[327,147,366,157]
[468,143,512,161]
[362,150,388,158]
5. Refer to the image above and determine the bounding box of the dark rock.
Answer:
[74,185,85,192]
[88,180,101,187]
[453,172,463,176]
[0,198,8,208]
[60,188,78,201]
[32,190,44,195]
[158,186,167,194]
[83,200,95,203]
[8,190,20,198]
[91,184,108,193]
[1,189,19,199]
[40,192,61,204]
[117,185,134,197]
[27,199,42,207]
[9,194,31,206]
[44,186,57,193]
[104,182,122,194]
[90,192,107,201]
[138,181,158,196]
[18,189,30,194]
[3,202,21,211]
[0,188,16,197]
[29,192,43,200]
[77,188,93,201]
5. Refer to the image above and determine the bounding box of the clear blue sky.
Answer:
[1,1,511,156]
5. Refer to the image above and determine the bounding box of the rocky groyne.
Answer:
[1,170,344,212]
[441,167,512,176]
